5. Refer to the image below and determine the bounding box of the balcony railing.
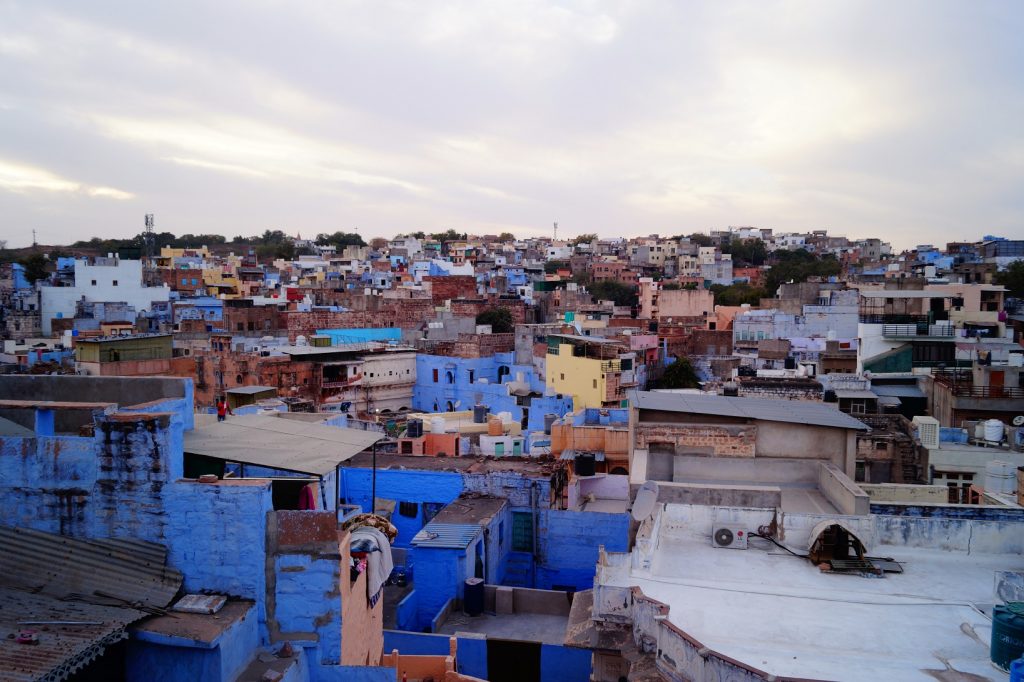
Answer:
[882,324,955,338]
[934,373,1024,399]
[859,314,933,325]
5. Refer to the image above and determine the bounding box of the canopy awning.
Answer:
[184,414,384,476]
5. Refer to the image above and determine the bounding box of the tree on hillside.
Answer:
[18,253,49,284]
[314,231,365,248]
[657,358,701,389]
[723,238,767,266]
[571,233,597,246]
[763,250,840,295]
[589,280,638,307]
[476,307,514,333]
[685,233,713,247]
[544,260,570,274]
[709,283,767,307]
[497,232,515,242]
[430,229,467,242]
[995,261,1024,299]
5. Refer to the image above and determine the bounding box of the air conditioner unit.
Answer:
[712,526,748,549]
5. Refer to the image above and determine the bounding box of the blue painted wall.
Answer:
[382,630,488,680]
[340,468,465,547]
[317,328,402,344]
[541,644,591,682]
[536,510,631,591]
[274,553,342,664]
[411,546,469,631]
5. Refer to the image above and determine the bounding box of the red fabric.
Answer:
[299,484,316,510]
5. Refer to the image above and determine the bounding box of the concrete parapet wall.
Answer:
[817,462,870,515]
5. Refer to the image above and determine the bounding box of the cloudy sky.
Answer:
[0,1,1021,249]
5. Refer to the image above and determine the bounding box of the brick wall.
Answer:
[636,423,756,457]
[424,275,478,304]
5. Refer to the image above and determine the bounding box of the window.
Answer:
[181,278,188,285]
[468,369,475,383]
[875,441,887,451]
[593,379,598,389]
[511,512,534,552]
[432,368,439,383]
[560,373,565,380]
[112,280,118,286]
[91,280,97,286]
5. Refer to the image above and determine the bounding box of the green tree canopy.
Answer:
[995,261,1024,298]
[722,238,767,266]
[18,252,49,284]
[589,280,638,307]
[430,229,467,242]
[709,282,767,307]
[497,232,516,242]
[657,358,701,389]
[314,231,365,248]
[544,260,570,274]
[763,250,840,295]
[571,233,598,246]
[476,307,514,333]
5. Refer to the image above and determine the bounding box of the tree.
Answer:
[497,232,515,242]
[657,358,701,389]
[723,238,767,266]
[684,232,713,247]
[588,280,638,307]
[476,307,514,333]
[18,253,49,284]
[995,261,1024,299]
[314,231,365,248]
[571,233,597,246]
[763,250,840,295]
[430,229,466,242]
[410,231,426,239]
[709,283,767,306]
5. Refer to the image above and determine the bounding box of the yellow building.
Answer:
[545,334,637,410]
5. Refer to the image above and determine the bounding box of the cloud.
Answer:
[0,159,134,200]
[0,1,1021,248]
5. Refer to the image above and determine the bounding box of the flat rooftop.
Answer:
[432,496,508,525]
[437,612,569,646]
[607,536,1018,681]
[343,452,554,477]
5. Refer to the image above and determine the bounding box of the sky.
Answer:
[0,1,1022,250]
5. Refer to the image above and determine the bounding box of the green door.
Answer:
[495,442,505,456]
[512,441,522,456]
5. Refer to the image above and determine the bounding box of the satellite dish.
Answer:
[631,480,660,522]
[1013,415,1024,427]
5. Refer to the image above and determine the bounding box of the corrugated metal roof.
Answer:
[834,389,878,399]
[0,588,145,682]
[411,522,481,549]
[630,391,869,431]
[184,414,384,476]
[871,384,925,398]
[0,526,182,609]
[0,526,182,682]
[225,385,278,395]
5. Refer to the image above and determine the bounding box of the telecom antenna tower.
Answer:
[553,221,558,241]
[144,214,155,259]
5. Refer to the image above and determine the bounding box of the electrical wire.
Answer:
[749,532,808,558]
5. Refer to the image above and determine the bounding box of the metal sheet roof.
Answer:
[549,334,619,344]
[0,526,182,609]
[184,414,384,476]
[411,522,481,549]
[630,391,869,431]
[0,587,145,682]
[0,526,182,682]
[834,389,878,400]
[871,384,926,399]
[225,385,278,395]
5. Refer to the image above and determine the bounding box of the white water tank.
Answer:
[430,417,446,434]
[1009,352,1024,367]
[984,419,1005,443]
[985,460,1016,494]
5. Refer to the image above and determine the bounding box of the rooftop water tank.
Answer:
[985,419,1005,443]
[473,404,487,424]
[430,417,446,434]
[544,413,557,435]
[991,602,1024,672]
[985,460,1017,495]
[487,416,503,436]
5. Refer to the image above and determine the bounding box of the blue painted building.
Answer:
[316,327,403,345]
[414,352,573,448]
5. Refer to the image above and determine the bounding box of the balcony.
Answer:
[321,372,363,388]
[882,324,955,339]
[934,373,1024,399]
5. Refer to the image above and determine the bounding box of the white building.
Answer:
[39,258,170,335]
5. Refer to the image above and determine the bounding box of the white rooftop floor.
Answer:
[608,535,1019,681]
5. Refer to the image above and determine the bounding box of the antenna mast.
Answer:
[553,221,558,241]
[144,214,155,259]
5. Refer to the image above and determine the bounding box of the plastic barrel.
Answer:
[992,602,1024,672]
[473,404,487,424]
[1011,656,1024,682]
[464,577,485,616]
